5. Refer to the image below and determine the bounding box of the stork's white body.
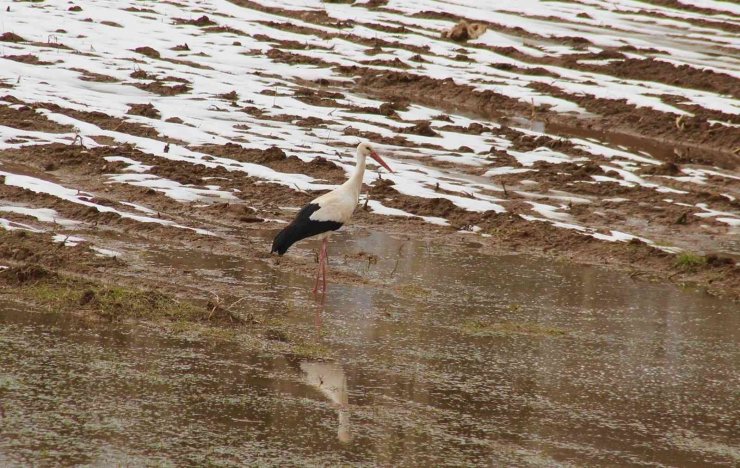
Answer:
[308,153,366,227]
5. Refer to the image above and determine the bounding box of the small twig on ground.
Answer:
[323,128,333,143]
[389,243,404,278]
[502,182,508,198]
[530,98,536,121]
[70,134,85,148]
[225,295,250,312]
[208,294,250,323]
[208,293,221,320]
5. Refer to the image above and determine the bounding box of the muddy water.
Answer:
[2,230,739,466]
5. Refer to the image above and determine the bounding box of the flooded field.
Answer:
[2,231,738,466]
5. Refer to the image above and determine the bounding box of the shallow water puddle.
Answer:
[2,231,739,465]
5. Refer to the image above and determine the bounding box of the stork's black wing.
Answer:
[271,203,343,255]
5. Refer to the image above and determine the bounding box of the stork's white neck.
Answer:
[343,150,366,199]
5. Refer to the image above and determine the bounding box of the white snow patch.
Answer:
[0,206,80,226]
[53,234,86,246]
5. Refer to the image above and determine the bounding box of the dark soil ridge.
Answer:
[26,100,169,142]
[0,101,76,134]
[0,142,321,228]
[565,57,740,100]
[234,0,740,100]
[638,0,740,18]
[332,67,738,170]
[191,143,347,182]
[631,8,740,34]
[395,9,740,98]
[253,47,736,169]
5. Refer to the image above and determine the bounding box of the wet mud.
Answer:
[2,231,739,466]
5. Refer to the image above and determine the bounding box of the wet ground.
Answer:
[2,231,738,466]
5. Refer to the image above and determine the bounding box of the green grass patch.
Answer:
[2,264,332,359]
[675,252,706,269]
[291,340,332,359]
[29,282,203,321]
[461,319,568,337]
[2,265,204,322]
[394,283,428,298]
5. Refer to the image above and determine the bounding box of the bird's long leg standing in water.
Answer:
[321,238,328,293]
[313,238,329,294]
[314,246,323,294]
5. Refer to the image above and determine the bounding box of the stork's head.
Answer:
[357,142,393,173]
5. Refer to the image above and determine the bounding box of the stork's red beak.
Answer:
[370,151,393,173]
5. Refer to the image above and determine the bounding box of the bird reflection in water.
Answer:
[301,361,351,443]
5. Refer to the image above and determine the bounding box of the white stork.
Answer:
[271,142,393,293]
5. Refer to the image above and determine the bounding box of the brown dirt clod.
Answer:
[0,32,25,42]
[1,264,55,284]
[133,46,161,59]
[127,103,161,119]
[403,121,439,137]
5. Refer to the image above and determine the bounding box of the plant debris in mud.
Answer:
[1,265,227,323]
[461,319,569,337]
[675,252,707,269]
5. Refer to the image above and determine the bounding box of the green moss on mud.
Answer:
[675,252,706,269]
[23,281,202,321]
[1,264,333,359]
[394,283,428,298]
[1,264,204,322]
[461,320,568,337]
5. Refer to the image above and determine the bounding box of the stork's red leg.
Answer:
[321,238,328,293]
[313,246,324,294]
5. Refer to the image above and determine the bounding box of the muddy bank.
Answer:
[1,137,738,300]
[192,143,347,182]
